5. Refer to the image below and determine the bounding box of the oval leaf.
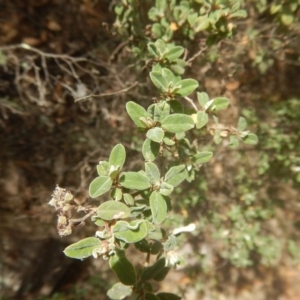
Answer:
[157,293,181,300]
[113,220,148,243]
[142,138,160,162]
[126,101,149,128]
[147,127,165,143]
[237,116,247,131]
[197,92,209,107]
[150,191,167,224]
[176,79,199,97]
[192,151,213,164]
[63,237,101,260]
[109,253,136,286]
[150,71,168,92]
[120,172,151,190]
[159,181,174,196]
[97,200,131,221]
[211,97,230,111]
[196,111,208,129]
[161,114,194,133]
[242,133,258,145]
[141,257,166,281]
[145,161,161,184]
[109,144,126,170]
[165,46,184,61]
[165,165,187,187]
[89,176,112,198]
[107,283,132,300]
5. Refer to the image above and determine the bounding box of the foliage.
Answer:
[48,32,257,300]
[45,1,300,299]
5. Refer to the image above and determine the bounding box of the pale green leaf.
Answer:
[159,181,174,196]
[126,101,149,128]
[89,176,112,198]
[150,191,167,224]
[176,79,199,97]
[197,92,209,107]
[109,144,126,170]
[192,151,213,164]
[97,200,131,221]
[64,237,101,259]
[161,114,194,133]
[165,46,184,61]
[145,162,161,184]
[242,133,258,145]
[113,220,148,243]
[107,282,132,300]
[196,111,208,129]
[147,127,165,143]
[165,165,187,187]
[150,71,168,92]
[142,138,160,161]
[237,116,247,131]
[120,172,151,190]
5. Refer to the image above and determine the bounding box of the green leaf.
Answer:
[163,235,177,252]
[242,133,258,145]
[145,162,161,184]
[211,97,230,111]
[196,111,209,129]
[161,68,181,86]
[229,135,239,149]
[237,116,247,131]
[176,79,199,97]
[123,193,134,206]
[145,293,160,300]
[159,181,174,196]
[111,188,123,201]
[153,266,170,281]
[192,151,213,164]
[97,200,131,221]
[230,10,247,18]
[107,282,132,300]
[97,161,110,176]
[109,252,136,286]
[150,71,168,92]
[152,23,164,39]
[109,144,126,170]
[197,92,209,107]
[148,42,159,57]
[63,237,101,259]
[148,228,165,241]
[113,220,148,243]
[165,46,184,61]
[150,191,167,224]
[157,292,181,300]
[161,114,194,133]
[142,138,160,162]
[89,176,112,198]
[147,127,165,143]
[141,257,166,281]
[120,172,151,190]
[169,100,183,113]
[126,101,149,128]
[194,16,210,32]
[165,165,187,187]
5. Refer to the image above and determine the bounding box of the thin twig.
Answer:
[187,46,207,64]
[75,81,139,102]
[69,210,97,225]
[184,96,198,111]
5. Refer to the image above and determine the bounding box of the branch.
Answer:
[75,81,139,102]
